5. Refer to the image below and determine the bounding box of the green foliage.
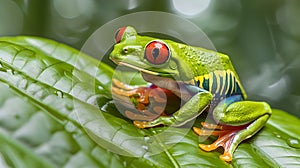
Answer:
[0,37,300,167]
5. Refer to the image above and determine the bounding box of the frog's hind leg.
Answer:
[193,97,272,162]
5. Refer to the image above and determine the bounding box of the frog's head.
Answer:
[110,26,194,81]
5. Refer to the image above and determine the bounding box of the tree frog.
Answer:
[109,26,272,162]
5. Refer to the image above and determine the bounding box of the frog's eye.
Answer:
[114,27,127,43]
[144,41,170,65]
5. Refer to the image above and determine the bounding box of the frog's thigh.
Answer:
[213,101,272,126]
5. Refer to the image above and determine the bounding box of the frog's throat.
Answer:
[141,72,190,101]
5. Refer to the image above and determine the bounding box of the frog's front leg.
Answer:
[134,90,213,128]
[193,95,272,162]
[112,78,184,121]
[112,78,168,121]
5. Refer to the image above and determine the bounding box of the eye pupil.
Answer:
[152,48,160,59]
[145,41,170,65]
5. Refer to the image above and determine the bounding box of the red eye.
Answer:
[144,41,170,65]
[114,27,127,43]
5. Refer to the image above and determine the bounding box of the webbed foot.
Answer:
[193,122,247,162]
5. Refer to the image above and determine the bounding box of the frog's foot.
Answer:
[193,122,247,162]
[112,78,167,106]
[112,78,171,121]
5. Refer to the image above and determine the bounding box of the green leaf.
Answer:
[0,36,300,167]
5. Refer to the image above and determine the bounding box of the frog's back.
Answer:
[181,45,247,101]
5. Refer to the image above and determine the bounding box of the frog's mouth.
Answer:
[116,61,174,78]
[118,62,160,76]
[117,61,174,87]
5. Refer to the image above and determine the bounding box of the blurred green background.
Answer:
[0,0,299,117]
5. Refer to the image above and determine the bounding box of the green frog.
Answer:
[109,26,272,162]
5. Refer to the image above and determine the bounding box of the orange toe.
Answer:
[199,144,218,152]
[133,121,147,128]
[220,152,232,162]
[201,122,222,129]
